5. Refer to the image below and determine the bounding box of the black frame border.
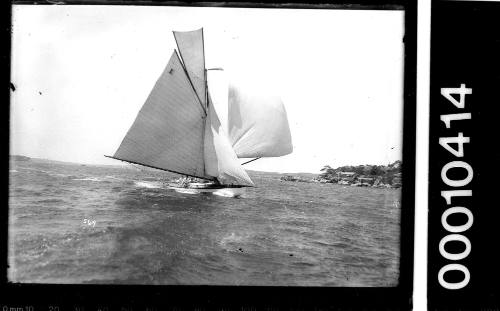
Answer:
[428,1,500,309]
[2,1,416,309]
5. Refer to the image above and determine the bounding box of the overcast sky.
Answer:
[11,5,404,174]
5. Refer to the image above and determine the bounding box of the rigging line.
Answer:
[104,155,216,181]
[202,27,207,109]
[205,69,209,108]
[201,72,208,177]
[172,34,206,116]
[241,157,261,165]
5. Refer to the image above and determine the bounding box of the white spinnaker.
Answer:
[207,72,293,159]
[113,51,209,179]
[227,80,293,158]
[204,97,254,186]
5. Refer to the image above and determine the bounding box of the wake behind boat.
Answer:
[106,28,293,196]
[165,177,245,197]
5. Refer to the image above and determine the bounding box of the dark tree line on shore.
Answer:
[318,160,402,186]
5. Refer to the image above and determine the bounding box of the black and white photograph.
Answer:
[8,5,407,287]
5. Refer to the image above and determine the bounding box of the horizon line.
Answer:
[9,154,402,175]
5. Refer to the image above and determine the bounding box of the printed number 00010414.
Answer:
[438,84,473,290]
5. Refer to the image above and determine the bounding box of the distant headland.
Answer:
[280,160,402,188]
[10,155,31,161]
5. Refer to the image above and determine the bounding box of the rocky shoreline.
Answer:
[280,160,402,189]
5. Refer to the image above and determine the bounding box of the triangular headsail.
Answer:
[173,28,207,110]
[206,69,229,134]
[204,97,254,186]
[112,51,211,179]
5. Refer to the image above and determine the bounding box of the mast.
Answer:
[202,29,209,180]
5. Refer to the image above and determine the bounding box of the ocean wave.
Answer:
[17,167,52,174]
[11,188,43,196]
[219,232,250,249]
[9,169,18,173]
[73,177,103,182]
[213,188,244,198]
[105,176,123,181]
[134,181,163,189]
[38,198,65,204]
[50,173,74,178]
[13,167,84,180]
[111,186,124,192]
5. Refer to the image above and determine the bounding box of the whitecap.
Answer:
[17,167,52,174]
[50,173,71,178]
[213,188,244,198]
[73,177,102,182]
[134,181,163,189]
[220,232,247,247]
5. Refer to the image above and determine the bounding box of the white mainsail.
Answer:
[112,51,209,179]
[110,28,292,187]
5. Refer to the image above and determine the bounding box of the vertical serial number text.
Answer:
[438,84,473,290]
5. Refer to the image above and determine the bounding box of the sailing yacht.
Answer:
[106,28,292,196]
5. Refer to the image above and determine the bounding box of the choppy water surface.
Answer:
[8,160,401,286]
